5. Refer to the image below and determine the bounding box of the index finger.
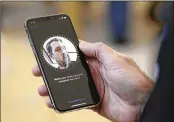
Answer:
[32,65,41,77]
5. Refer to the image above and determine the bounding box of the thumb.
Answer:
[79,41,115,62]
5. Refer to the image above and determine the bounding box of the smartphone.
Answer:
[24,14,100,113]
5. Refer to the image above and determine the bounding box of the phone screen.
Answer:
[25,14,100,112]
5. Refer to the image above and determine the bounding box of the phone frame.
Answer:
[24,13,100,113]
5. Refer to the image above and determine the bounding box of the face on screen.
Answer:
[47,39,69,69]
[43,37,77,70]
[26,14,100,112]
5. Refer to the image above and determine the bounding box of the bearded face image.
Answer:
[46,38,70,69]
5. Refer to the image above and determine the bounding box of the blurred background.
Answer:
[1,1,164,122]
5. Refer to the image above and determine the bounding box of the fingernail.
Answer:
[38,85,44,92]
[38,86,42,93]
[33,66,39,72]
[46,99,50,104]
[46,99,52,108]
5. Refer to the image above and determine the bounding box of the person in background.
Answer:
[140,2,174,122]
[109,1,128,44]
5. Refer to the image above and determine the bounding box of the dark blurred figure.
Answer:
[140,2,174,122]
[148,2,162,24]
[109,1,128,45]
[148,2,164,38]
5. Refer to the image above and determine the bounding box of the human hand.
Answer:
[32,41,153,122]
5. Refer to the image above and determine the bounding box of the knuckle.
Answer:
[96,42,105,47]
[127,56,134,63]
[95,42,107,50]
[121,55,134,63]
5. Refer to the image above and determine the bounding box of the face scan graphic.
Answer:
[46,38,71,69]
